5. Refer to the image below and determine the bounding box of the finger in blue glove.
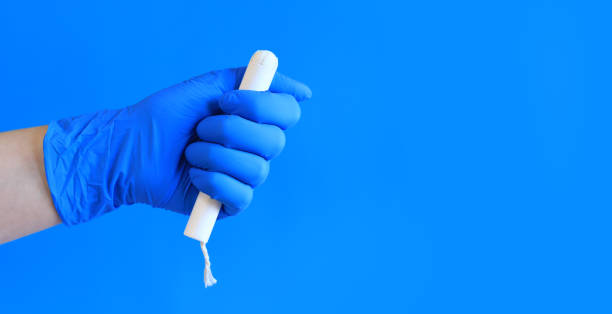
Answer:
[43,67,311,225]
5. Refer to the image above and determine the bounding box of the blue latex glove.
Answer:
[44,67,311,225]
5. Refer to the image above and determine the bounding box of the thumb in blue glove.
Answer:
[44,67,311,225]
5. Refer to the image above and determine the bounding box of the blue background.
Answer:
[1,1,611,313]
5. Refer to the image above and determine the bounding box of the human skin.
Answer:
[0,69,309,245]
[0,126,61,244]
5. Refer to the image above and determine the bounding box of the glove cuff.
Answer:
[43,109,131,225]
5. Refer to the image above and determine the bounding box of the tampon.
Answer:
[184,50,279,287]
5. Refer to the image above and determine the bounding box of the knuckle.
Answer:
[249,95,266,123]
[218,115,238,145]
[275,94,300,129]
[251,158,270,186]
[204,172,224,197]
[184,143,197,163]
[195,119,207,139]
[268,127,286,158]
[219,91,238,113]
[185,142,213,168]
[235,187,253,212]
[287,100,301,128]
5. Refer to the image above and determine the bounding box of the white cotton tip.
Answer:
[201,241,218,287]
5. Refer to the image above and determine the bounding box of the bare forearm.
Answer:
[0,126,60,244]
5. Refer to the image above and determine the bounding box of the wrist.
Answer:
[43,108,132,225]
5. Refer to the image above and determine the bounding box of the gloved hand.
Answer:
[44,67,311,225]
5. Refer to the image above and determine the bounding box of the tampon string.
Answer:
[184,50,279,287]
